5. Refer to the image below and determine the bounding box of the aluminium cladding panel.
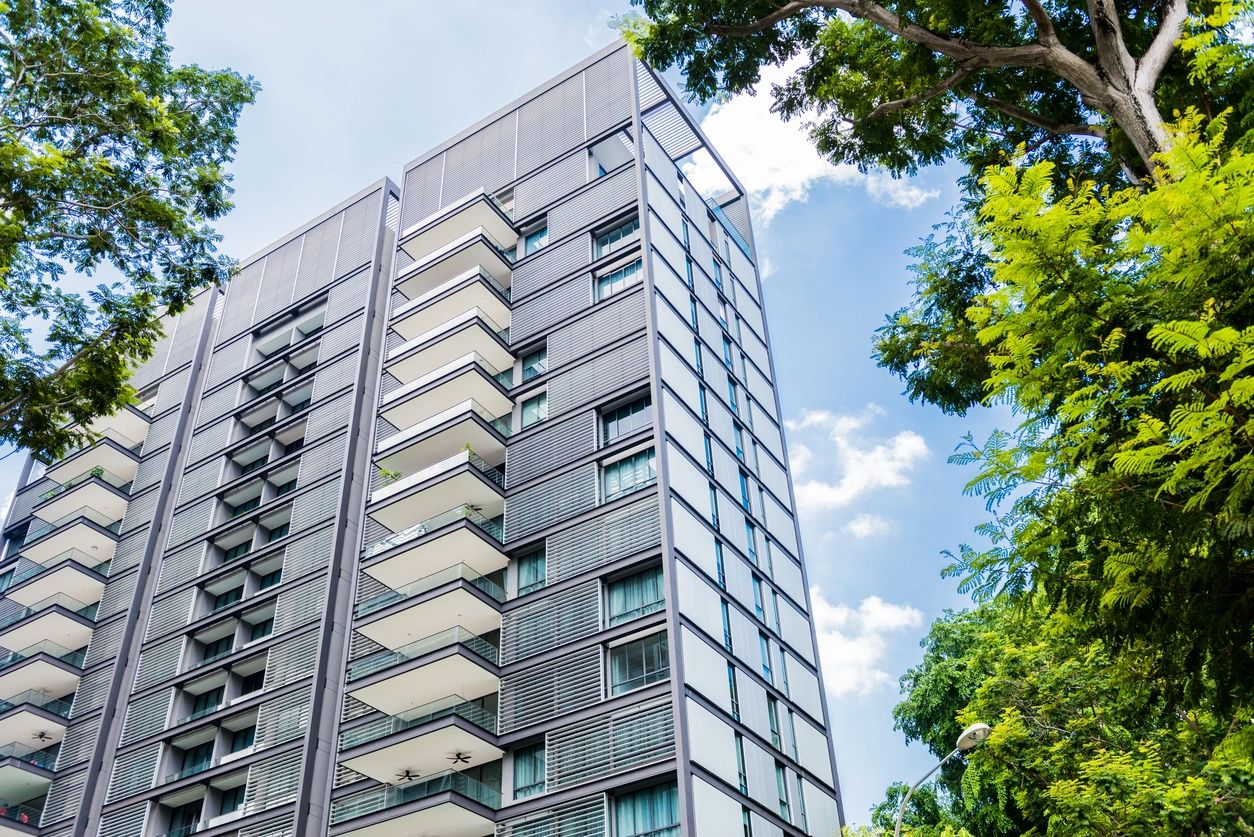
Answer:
[547,287,647,369]
[497,794,608,837]
[505,409,596,488]
[503,462,598,543]
[500,579,601,664]
[499,643,602,733]
[545,698,676,791]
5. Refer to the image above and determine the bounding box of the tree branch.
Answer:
[860,68,971,123]
[976,94,1108,139]
[1020,0,1061,46]
[1137,0,1187,92]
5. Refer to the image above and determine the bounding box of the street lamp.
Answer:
[894,722,991,837]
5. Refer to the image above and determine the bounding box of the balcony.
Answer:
[362,506,505,591]
[338,695,501,785]
[0,799,42,833]
[0,595,96,654]
[347,626,498,718]
[399,190,515,264]
[391,268,511,343]
[354,566,502,653]
[0,691,71,751]
[0,643,84,699]
[32,466,132,525]
[379,353,513,433]
[385,308,513,387]
[0,556,107,610]
[368,451,504,534]
[0,743,57,804]
[395,226,513,303]
[16,508,119,567]
[330,768,499,837]
[43,431,142,487]
[374,400,509,479]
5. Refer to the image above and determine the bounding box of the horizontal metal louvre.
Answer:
[506,410,596,487]
[296,436,347,488]
[500,645,602,732]
[399,157,441,231]
[177,457,224,505]
[98,570,138,619]
[295,214,343,297]
[340,694,374,723]
[110,529,149,575]
[442,114,516,205]
[131,453,168,494]
[282,525,334,578]
[326,264,373,323]
[243,747,303,814]
[548,494,660,584]
[9,480,53,521]
[585,47,633,135]
[548,289,646,369]
[105,741,159,801]
[119,488,158,534]
[145,587,193,640]
[55,717,99,769]
[204,332,252,392]
[496,794,607,837]
[255,684,312,747]
[333,192,382,283]
[239,812,297,837]
[517,73,585,175]
[85,618,126,667]
[290,479,341,532]
[636,60,667,111]
[156,542,205,593]
[195,379,239,425]
[511,274,590,344]
[515,151,587,219]
[253,238,302,324]
[97,801,148,837]
[305,391,353,441]
[141,410,179,455]
[134,637,183,690]
[274,575,329,633]
[547,337,649,416]
[39,769,86,828]
[547,165,637,240]
[501,580,600,664]
[166,497,213,548]
[504,462,598,542]
[217,261,265,345]
[264,629,318,689]
[70,665,114,718]
[312,354,358,402]
[316,314,366,367]
[120,689,170,745]
[512,236,590,300]
[155,366,192,413]
[186,417,232,465]
[546,699,675,791]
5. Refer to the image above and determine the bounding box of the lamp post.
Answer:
[894,722,991,837]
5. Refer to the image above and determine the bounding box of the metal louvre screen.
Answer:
[120,689,171,745]
[501,579,601,664]
[243,747,304,814]
[504,462,598,542]
[506,409,597,487]
[546,699,675,791]
[547,165,638,240]
[255,684,312,747]
[70,665,114,718]
[548,288,647,369]
[500,644,602,733]
[496,794,607,837]
[97,570,138,620]
[517,74,585,175]
[110,529,149,575]
[512,235,590,300]
[547,494,661,584]
[547,337,650,416]
[144,587,193,640]
[511,273,590,344]
[55,717,100,769]
[441,114,516,206]
[584,48,633,137]
[156,542,206,593]
[39,769,87,827]
[515,151,587,219]
[134,636,183,690]
[333,193,382,282]
[253,237,303,324]
[282,525,334,578]
[273,575,329,633]
[264,629,319,689]
[104,741,159,801]
[84,617,126,667]
[294,214,342,294]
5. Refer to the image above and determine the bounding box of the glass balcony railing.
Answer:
[0,689,72,719]
[0,641,86,672]
[330,768,501,824]
[0,552,109,594]
[355,564,505,618]
[0,741,59,769]
[381,352,513,407]
[373,451,504,504]
[61,426,145,460]
[38,466,133,502]
[21,507,121,546]
[0,594,97,631]
[347,626,499,682]
[0,800,41,826]
[338,694,497,751]
[363,504,503,558]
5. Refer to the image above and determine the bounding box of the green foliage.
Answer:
[875,601,1254,835]
[0,0,257,459]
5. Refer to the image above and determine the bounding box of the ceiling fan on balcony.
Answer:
[448,751,471,765]
[395,769,419,783]
[31,730,52,742]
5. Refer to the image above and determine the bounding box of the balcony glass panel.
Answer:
[363,505,502,558]
[347,626,499,682]
[355,564,504,618]
[339,694,497,751]
[330,768,501,824]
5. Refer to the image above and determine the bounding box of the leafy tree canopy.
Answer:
[0,0,257,460]
[624,0,1254,183]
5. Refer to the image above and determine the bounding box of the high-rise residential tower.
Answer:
[0,43,844,837]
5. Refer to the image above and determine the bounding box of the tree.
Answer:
[871,599,1254,835]
[625,0,1253,183]
[0,0,257,460]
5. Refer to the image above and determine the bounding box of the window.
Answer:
[191,686,224,718]
[524,225,548,256]
[170,800,203,833]
[720,600,733,651]
[212,587,243,613]
[728,663,741,721]
[226,496,261,519]
[733,423,745,461]
[693,338,704,375]
[727,376,739,415]
[204,636,233,661]
[0,571,11,595]
[718,297,729,326]
[615,783,679,837]
[516,549,546,596]
[708,484,719,528]
[181,741,214,775]
[258,569,282,589]
[230,725,256,753]
[722,335,734,367]
[775,762,792,821]
[714,541,727,589]
[712,258,724,289]
[274,479,297,497]
[759,632,774,684]
[595,258,642,301]
[602,449,656,501]
[767,696,782,748]
[688,296,698,329]
[249,618,274,642]
[745,522,758,566]
[266,522,290,543]
[681,219,690,250]
[521,347,548,382]
[240,669,265,695]
[513,743,546,799]
[702,435,713,471]
[239,456,269,476]
[734,733,748,793]
[752,576,766,622]
[602,395,652,444]
[742,808,753,837]
[220,785,245,816]
[698,387,708,421]
[521,392,548,428]
[609,631,669,695]
[595,216,639,258]
[607,566,665,626]
[684,257,694,288]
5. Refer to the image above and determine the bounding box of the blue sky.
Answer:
[1,0,1006,824]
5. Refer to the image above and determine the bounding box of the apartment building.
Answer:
[0,43,844,837]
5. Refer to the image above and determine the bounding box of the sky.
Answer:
[2,0,1007,824]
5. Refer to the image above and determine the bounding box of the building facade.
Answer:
[0,43,844,837]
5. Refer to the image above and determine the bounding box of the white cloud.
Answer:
[785,405,929,512]
[811,587,923,697]
[585,9,616,49]
[843,513,894,540]
[789,442,814,477]
[684,61,939,226]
